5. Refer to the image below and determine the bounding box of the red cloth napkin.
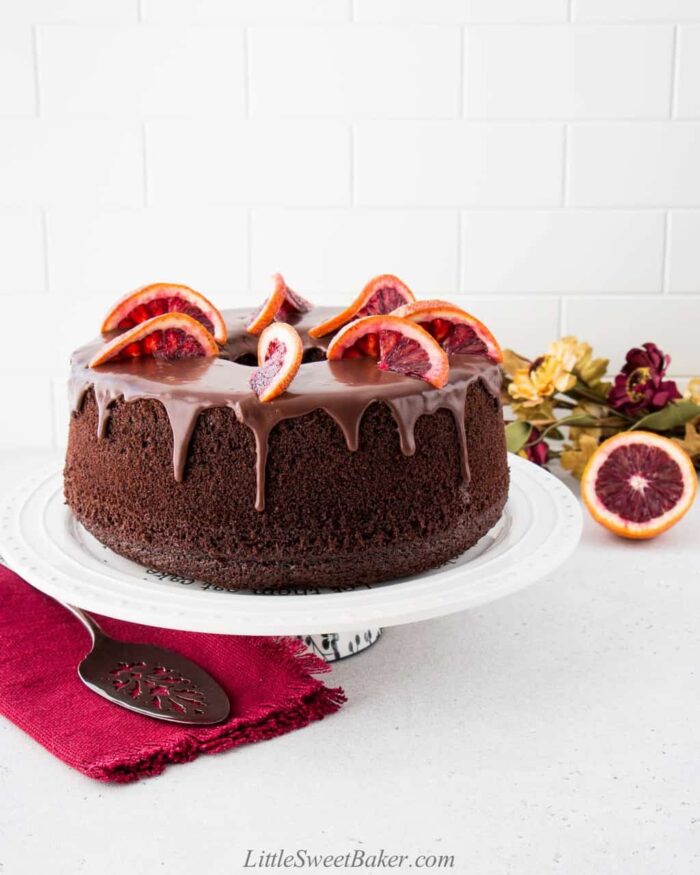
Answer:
[0,566,345,783]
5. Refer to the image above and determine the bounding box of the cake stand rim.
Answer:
[0,455,582,634]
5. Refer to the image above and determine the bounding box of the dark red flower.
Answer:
[522,427,549,467]
[608,342,681,417]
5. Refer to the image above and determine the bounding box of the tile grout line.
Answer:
[456,210,463,292]
[459,26,466,118]
[175,117,700,124]
[246,209,253,293]
[141,122,149,207]
[49,378,61,451]
[426,292,680,299]
[662,210,672,294]
[140,205,700,216]
[561,124,569,206]
[31,24,41,116]
[40,209,51,294]
[670,24,680,118]
[129,118,700,130]
[558,295,566,337]
[23,19,700,29]
[349,124,356,205]
[552,292,691,299]
[242,27,251,119]
[225,205,698,213]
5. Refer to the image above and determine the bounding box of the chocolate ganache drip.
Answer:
[68,308,502,512]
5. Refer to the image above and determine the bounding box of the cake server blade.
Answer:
[65,604,230,725]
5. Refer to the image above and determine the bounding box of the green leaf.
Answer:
[505,420,532,454]
[630,401,700,432]
[551,413,599,429]
[570,381,610,403]
[537,413,600,441]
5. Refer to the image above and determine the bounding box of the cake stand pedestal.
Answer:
[298,629,382,661]
[0,456,582,661]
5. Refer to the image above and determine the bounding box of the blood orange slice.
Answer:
[392,300,502,363]
[581,431,697,539]
[101,283,227,343]
[327,315,449,388]
[308,274,415,339]
[249,322,303,402]
[90,313,219,368]
[246,274,312,336]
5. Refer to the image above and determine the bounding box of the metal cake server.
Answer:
[64,604,231,725]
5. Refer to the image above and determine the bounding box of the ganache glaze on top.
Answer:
[69,307,503,511]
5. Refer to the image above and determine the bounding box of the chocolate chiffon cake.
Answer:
[64,281,509,591]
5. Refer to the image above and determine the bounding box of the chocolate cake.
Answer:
[64,306,509,590]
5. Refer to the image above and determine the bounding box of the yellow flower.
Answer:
[508,355,576,407]
[510,399,555,423]
[501,348,531,379]
[577,353,610,390]
[548,336,608,388]
[684,377,700,404]
[568,403,602,444]
[548,336,590,373]
[673,422,700,463]
[560,434,599,480]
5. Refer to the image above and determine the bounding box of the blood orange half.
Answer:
[327,315,449,389]
[392,300,502,363]
[101,283,227,344]
[581,431,697,539]
[246,274,312,336]
[90,313,219,368]
[249,322,303,402]
[308,275,415,339]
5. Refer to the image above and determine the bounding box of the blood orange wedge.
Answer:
[308,274,415,339]
[246,273,312,336]
[90,313,219,368]
[249,322,303,402]
[392,300,502,363]
[327,315,449,389]
[101,283,227,343]
[581,431,697,540]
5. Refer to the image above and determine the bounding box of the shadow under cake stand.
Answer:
[0,455,582,662]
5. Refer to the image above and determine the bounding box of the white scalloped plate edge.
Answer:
[0,454,582,634]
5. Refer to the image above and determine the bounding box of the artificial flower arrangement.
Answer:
[503,338,700,538]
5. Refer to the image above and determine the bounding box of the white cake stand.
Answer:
[0,455,582,661]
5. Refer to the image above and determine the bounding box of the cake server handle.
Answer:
[64,603,106,645]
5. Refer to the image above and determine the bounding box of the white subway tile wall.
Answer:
[250,209,459,295]
[355,122,564,205]
[0,120,143,206]
[248,26,462,118]
[0,1,698,449]
[46,208,249,296]
[0,210,46,294]
[464,25,675,119]
[461,211,666,292]
[0,28,37,116]
[146,121,350,205]
[569,123,700,206]
[38,26,246,117]
[0,0,139,25]
[668,212,700,292]
[675,25,700,117]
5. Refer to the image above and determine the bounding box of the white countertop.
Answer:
[1,450,698,875]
